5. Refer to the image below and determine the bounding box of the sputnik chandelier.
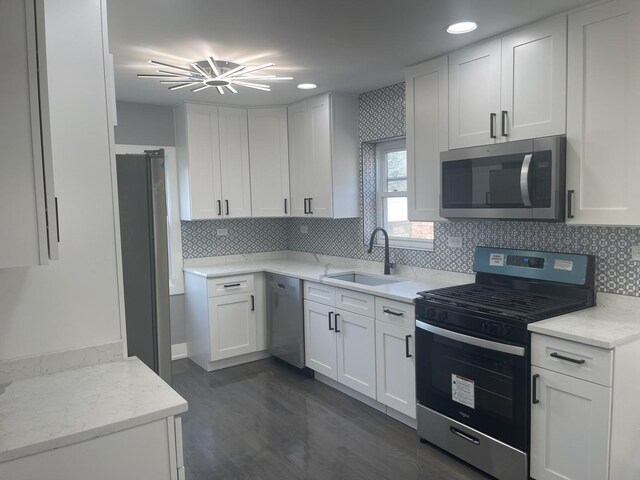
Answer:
[137,57,293,95]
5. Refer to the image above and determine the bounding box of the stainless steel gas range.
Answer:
[415,247,596,480]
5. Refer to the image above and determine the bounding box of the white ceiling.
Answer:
[107,0,594,107]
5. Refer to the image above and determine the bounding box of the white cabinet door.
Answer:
[209,292,257,361]
[449,38,502,149]
[566,0,640,225]
[501,16,567,141]
[304,300,337,379]
[248,107,290,217]
[406,55,448,222]
[218,106,251,218]
[530,366,612,480]
[287,100,311,217]
[178,103,222,220]
[308,94,333,218]
[335,309,376,399]
[375,321,416,418]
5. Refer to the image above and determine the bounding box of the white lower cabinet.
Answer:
[209,292,257,361]
[304,299,338,379]
[335,309,376,399]
[0,416,185,480]
[530,366,611,480]
[375,321,416,419]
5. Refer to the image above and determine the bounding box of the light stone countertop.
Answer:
[0,357,187,464]
[528,293,640,349]
[183,258,471,302]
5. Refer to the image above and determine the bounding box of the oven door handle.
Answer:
[416,320,526,357]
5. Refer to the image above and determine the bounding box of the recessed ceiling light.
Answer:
[297,83,317,90]
[446,21,478,35]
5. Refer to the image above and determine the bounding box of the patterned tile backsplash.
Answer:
[181,82,640,297]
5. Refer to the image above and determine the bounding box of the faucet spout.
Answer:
[367,227,393,275]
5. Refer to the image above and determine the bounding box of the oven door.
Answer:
[416,320,529,451]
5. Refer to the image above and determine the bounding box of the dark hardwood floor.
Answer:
[172,358,491,480]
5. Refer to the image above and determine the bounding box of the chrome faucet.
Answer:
[367,227,394,275]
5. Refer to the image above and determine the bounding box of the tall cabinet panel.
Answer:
[405,55,448,222]
[287,101,311,217]
[218,107,251,218]
[248,108,290,217]
[308,96,333,217]
[1,0,58,267]
[566,0,640,225]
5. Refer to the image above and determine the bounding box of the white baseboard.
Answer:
[171,343,188,361]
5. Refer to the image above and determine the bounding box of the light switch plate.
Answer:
[447,236,463,248]
[632,245,640,262]
[216,228,228,236]
[300,225,308,234]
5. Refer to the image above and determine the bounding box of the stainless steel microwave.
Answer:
[440,136,566,221]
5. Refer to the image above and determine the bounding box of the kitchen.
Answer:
[0,0,640,478]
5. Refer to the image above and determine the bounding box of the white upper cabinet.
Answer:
[287,93,359,218]
[405,55,448,222]
[1,0,59,267]
[501,16,567,141]
[566,0,640,225]
[449,38,502,149]
[449,16,567,149]
[248,108,290,217]
[176,103,251,220]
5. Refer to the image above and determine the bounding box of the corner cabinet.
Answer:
[405,55,448,222]
[248,107,290,217]
[175,103,251,220]
[288,93,360,218]
[1,0,59,268]
[565,0,640,225]
[449,15,566,149]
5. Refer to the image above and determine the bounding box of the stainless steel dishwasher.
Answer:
[266,273,305,369]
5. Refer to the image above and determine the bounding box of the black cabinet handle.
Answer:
[532,374,540,404]
[225,199,230,215]
[223,283,241,288]
[284,198,288,214]
[501,110,508,137]
[490,113,497,139]
[308,197,313,214]
[328,311,334,331]
[54,197,60,241]
[250,295,255,311]
[383,308,403,317]
[303,198,309,214]
[217,199,222,216]
[567,190,575,219]
[405,335,412,358]
[335,313,341,333]
[550,352,586,364]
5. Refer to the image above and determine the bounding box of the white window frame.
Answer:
[376,139,434,250]
[114,144,184,295]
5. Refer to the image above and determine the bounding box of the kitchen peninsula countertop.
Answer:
[0,357,187,463]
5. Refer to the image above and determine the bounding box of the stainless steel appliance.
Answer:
[415,247,595,480]
[440,136,566,221]
[116,150,172,384]
[266,273,305,368]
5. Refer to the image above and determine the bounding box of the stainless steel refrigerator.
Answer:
[116,150,172,384]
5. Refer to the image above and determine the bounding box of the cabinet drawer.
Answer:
[304,281,335,305]
[375,297,415,328]
[531,334,613,387]
[335,288,375,317]
[207,275,255,297]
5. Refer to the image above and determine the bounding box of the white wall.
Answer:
[0,0,122,361]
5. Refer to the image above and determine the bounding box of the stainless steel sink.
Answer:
[326,272,401,286]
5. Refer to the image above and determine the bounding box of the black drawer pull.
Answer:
[532,373,540,404]
[225,199,230,215]
[405,335,412,358]
[217,199,222,216]
[54,197,60,241]
[328,311,334,331]
[223,283,241,288]
[308,197,313,214]
[490,113,497,139]
[284,198,288,214]
[501,110,508,137]
[250,295,255,311]
[567,190,575,219]
[303,198,309,214]
[550,352,586,364]
[335,313,341,333]
[383,308,403,317]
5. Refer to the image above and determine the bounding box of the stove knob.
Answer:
[437,311,448,322]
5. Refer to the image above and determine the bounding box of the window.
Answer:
[376,139,434,249]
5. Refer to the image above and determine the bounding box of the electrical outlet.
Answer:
[447,236,463,248]
[632,245,640,262]
[300,225,308,234]
[216,228,228,237]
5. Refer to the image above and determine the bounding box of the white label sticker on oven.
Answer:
[554,259,574,272]
[489,253,505,267]
[452,374,475,409]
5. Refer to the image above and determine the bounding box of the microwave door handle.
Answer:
[520,153,533,207]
